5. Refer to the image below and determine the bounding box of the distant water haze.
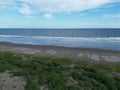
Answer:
[0,28,120,50]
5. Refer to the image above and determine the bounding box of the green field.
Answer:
[0,52,120,90]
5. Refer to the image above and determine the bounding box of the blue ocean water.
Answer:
[0,28,120,50]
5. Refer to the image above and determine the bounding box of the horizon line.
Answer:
[0,28,120,29]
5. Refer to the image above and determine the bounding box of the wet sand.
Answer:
[0,42,120,64]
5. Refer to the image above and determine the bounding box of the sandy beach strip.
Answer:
[0,42,120,64]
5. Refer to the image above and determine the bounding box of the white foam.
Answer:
[31,36,120,43]
[0,35,24,38]
[0,35,120,43]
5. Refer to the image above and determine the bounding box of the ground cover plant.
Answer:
[0,52,120,90]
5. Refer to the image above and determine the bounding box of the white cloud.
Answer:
[18,4,33,15]
[43,13,53,19]
[0,0,11,10]
[21,0,120,13]
[0,0,120,15]
[104,14,120,18]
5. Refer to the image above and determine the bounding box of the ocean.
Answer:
[0,28,120,50]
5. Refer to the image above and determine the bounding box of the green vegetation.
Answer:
[0,52,120,90]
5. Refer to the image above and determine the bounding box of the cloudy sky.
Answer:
[0,0,120,28]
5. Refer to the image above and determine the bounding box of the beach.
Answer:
[0,42,120,90]
[0,42,120,64]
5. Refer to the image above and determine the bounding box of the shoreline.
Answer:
[0,42,120,63]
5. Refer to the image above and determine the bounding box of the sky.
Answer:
[0,0,120,28]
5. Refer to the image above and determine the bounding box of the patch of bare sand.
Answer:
[0,71,26,90]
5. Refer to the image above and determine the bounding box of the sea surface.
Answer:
[0,28,120,50]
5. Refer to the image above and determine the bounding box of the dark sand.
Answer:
[0,42,120,64]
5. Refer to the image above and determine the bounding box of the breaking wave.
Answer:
[0,35,120,42]
[0,35,120,50]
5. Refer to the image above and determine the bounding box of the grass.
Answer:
[0,51,120,90]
